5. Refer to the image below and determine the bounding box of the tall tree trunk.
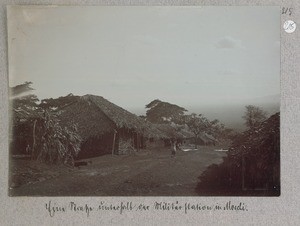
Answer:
[31,119,37,160]
[112,130,117,155]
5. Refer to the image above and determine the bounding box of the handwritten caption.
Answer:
[45,200,248,217]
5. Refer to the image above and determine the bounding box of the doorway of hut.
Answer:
[77,133,114,159]
[115,128,143,154]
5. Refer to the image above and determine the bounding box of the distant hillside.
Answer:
[187,94,280,132]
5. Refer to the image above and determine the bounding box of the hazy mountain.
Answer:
[187,94,280,131]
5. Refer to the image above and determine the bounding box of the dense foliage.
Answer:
[32,111,82,165]
[196,112,280,196]
[10,82,82,166]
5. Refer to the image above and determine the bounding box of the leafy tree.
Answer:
[33,111,81,165]
[207,119,221,137]
[208,119,229,139]
[181,113,233,144]
[242,105,267,129]
[182,113,210,147]
[10,82,82,166]
[145,99,187,124]
[10,82,39,123]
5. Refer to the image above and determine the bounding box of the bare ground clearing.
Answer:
[9,146,227,196]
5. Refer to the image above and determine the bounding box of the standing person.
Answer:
[171,140,177,157]
[25,144,30,154]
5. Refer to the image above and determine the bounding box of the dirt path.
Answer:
[10,147,226,196]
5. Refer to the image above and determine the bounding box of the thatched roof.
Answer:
[82,95,145,131]
[58,94,146,139]
[153,124,176,138]
[198,132,218,143]
[142,122,169,139]
[177,128,194,139]
[153,123,194,139]
[138,120,192,139]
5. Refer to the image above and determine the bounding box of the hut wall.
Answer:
[133,133,143,151]
[78,133,114,159]
[114,129,144,154]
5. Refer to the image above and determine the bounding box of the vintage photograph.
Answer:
[8,6,280,196]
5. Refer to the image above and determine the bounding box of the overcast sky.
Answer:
[8,6,280,115]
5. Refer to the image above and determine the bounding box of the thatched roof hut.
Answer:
[58,94,150,157]
[198,132,218,145]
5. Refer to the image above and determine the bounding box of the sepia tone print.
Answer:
[8,6,280,196]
